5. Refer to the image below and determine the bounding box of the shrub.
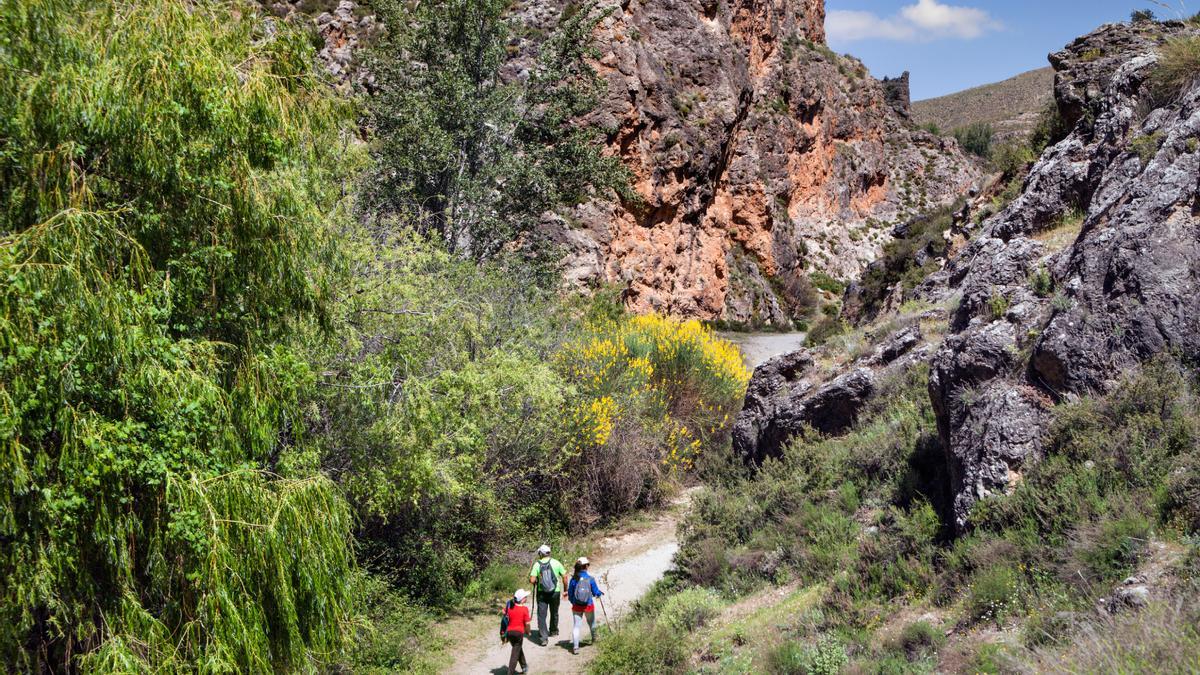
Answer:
[1151,36,1200,103]
[990,141,1035,178]
[657,588,723,632]
[767,637,850,675]
[1161,454,1200,533]
[1029,267,1054,298]
[0,0,358,668]
[953,122,995,158]
[1023,601,1200,673]
[807,315,849,346]
[964,566,1020,625]
[987,290,1010,321]
[896,620,945,660]
[1131,131,1164,163]
[1131,9,1156,23]
[1031,101,1073,154]
[811,271,847,295]
[1069,509,1152,585]
[682,537,732,587]
[588,622,690,674]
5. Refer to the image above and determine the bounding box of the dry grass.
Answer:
[1033,209,1085,253]
[1152,36,1200,102]
[912,68,1054,142]
[1022,600,1200,673]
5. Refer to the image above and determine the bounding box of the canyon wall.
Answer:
[525,0,979,323]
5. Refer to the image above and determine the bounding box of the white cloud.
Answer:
[827,0,1002,43]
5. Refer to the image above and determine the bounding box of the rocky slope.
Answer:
[522,0,979,324]
[912,67,1054,142]
[735,19,1200,530]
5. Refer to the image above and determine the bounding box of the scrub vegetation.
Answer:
[0,0,747,670]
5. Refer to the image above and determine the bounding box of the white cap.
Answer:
[577,556,590,566]
[514,589,530,602]
[537,544,551,555]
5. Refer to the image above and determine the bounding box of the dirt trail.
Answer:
[442,490,694,674]
[718,331,806,369]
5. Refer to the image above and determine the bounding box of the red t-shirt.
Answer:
[505,604,531,634]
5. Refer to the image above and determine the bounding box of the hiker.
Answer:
[528,544,568,646]
[501,589,532,675]
[567,557,604,655]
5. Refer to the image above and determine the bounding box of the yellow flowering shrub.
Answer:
[557,313,750,472]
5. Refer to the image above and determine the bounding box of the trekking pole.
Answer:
[598,594,612,635]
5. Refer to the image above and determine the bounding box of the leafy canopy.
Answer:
[362,0,631,259]
[0,0,357,670]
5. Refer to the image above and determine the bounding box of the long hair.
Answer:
[572,560,585,582]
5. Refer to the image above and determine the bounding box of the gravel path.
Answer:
[444,491,694,674]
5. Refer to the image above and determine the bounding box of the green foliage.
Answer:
[895,620,945,660]
[855,204,959,319]
[1029,267,1055,298]
[987,290,1010,321]
[1131,9,1156,23]
[657,587,722,632]
[767,637,849,675]
[363,0,630,258]
[1030,101,1072,155]
[990,141,1035,178]
[810,271,847,295]
[964,566,1020,625]
[345,572,443,674]
[0,0,357,669]
[806,315,849,347]
[588,622,690,674]
[1131,131,1165,163]
[953,122,995,158]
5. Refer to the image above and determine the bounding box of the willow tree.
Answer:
[0,0,357,670]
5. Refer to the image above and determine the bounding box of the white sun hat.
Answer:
[537,544,551,555]
[577,556,590,566]
[514,588,530,603]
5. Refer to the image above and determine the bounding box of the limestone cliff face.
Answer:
[530,0,979,323]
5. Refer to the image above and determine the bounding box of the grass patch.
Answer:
[1033,208,1084,252]
[1151,36,1200,103]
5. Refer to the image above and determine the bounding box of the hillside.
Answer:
[593,17,1200,674]
[912,67,1054,141]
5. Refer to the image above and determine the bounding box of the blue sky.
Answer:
[826,0,1190,99]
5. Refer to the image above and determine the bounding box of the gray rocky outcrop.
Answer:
[922,19,1200,530]
[736,19,1200,533]
[733,352,876,465]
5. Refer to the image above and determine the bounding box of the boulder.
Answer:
[733,357,874,465]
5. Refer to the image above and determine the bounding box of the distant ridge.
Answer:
[912,67,1054,142]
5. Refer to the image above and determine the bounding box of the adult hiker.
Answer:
[501,589,532,675]
[528,544,568,646]
[567,557,604,655]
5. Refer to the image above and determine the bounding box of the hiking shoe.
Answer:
[572,647,579,655]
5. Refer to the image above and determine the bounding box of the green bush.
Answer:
[0,0,358,669]
[896,620,945,660]
[657,588,723,632]
[767,637,849,675]
[953,123,995,158]
[588,623,690,674]
[1029,267,1054,298]
[854,204,959,320]
[1131,9,1156,23]
[1070,509,1152,585]
[964,566,1020,625]
[1131,131,1165,163]
[1031,101,1073,154]
[811,271,847,295]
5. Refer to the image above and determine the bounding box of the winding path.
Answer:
[443,491,694,674]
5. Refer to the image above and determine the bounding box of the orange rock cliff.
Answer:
[528,0,980,324]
